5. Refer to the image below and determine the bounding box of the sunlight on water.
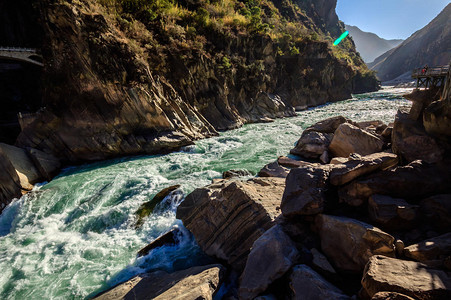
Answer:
[0,87,412,299]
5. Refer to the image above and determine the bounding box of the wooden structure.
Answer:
[0,47,43,67]
[412,65,449,89]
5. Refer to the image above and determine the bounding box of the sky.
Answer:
[336,0,450,40]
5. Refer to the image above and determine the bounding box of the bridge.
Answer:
[0,47,44,67]
[412,65,449,89]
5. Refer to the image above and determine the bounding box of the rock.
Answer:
[176,177,284,270]
[311,248,336,274]
[277,156,313,168]
[357,120,385,130]
[137,228,178,257]
[329,123,384,158]
[0,150,22,211]
[258,161,290,178]
[239,225,299,300]
[304,116,351,134]
[281,166,329,217]
[329,152,398,186]
[420,194,451,231]
[361,255,451,299]
[371,292,415,300]
[319,151,329,164]
[315,214,395,272]
[404,233,451,263]
[338,160,451,207]
[330,157,349,164]
[290,131,333,159]
[395,240,405,257]
[381,126,393,141]
[93,264,224,300]
[135,185,181,228]
[222,169,253,179]
[26,148,61,181]
[392,109,444,163]
[0,143,42,190]
[368,195,419,230]
[423,99,451,140]
[289,264,350,299]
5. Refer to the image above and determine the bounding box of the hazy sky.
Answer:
[336,0,450,40]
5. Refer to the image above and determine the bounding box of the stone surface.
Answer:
[303,116,351,134]
[330,157,349,164]
[315,214,395,272]
[420,194,451,231]
[338,160,451,207]
[0,150,22,212]
[222,169,253,179]
[319,150,329,164]
[329,123,384,158]
[26,147,61,181]
[277,156,313,168]
[93,264,224,300]
[392,109,444,163]
[371,292,415,300]
[281,166,329,217]
[239,225,299,300]
[176,177,284,270]
[361,255,451,299]
[311,248,336,274]
[368,195,419,230]
[137,228,178,257]
[289,264,350,300]
[404,233,451,263]
[329,152,398,186]
[258,161,290,178]
[290,131,333,159]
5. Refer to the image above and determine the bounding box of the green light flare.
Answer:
[333,31,349,46]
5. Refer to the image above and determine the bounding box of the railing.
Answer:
[412,65,449,78]
[0,47,38,53]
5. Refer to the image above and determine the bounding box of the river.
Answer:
[0,87,412,299]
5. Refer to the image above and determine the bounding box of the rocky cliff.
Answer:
[369,3,451,82]
[0,0,379,164]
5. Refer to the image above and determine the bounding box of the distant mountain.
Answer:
[345,25,403,63]
[369,3,451,82]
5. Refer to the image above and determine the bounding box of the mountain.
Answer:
[369,3,451,82]
[345,25,403,63]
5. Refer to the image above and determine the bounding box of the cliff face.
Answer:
[11,0,378,162]
[370,3,451,82]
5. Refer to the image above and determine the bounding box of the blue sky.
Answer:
[336,0,450,40]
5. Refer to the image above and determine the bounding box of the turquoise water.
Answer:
[0,87,412,299]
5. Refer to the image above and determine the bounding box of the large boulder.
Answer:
[0,150,22,211]
[26,147,61,181]
[258,161,290,178]
[290,131,332,159]
[239,225,299,300]
[404,233,451,263]
[93,264,224,300]
[329,123,384,158]
[329,152,398,186]
[338,160,451,207]
[281,166,329,217]
[368,195,419,230]
[361,255,451,299]
[392,109,444,163]
[371,292,415,300]
[315,214,395,273]
[289,265,350,300]
[420,194,451,232]
[277,156,314,168]
[176,178,284,270]
[303,116,351,134]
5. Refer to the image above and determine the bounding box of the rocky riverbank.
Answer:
[96,67,451,299]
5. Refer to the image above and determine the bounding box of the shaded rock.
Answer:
[392,109,444,163]
[176,178,284,270]
[338,160,451,207]
[289,264,350,299]
[319,151,330,164]
[281,166,329,217]
[420,194,451,231]
[277,156,313,168]
[239,225,299,300]
[395,240,405,257]
[423,99,451,140]
[137,228,178,257]
[381,126,393,141]
[368,195,419,230]
[258,161,289,178]
[311,248,336,274]
[330,157,349,165]
[135,185,181,228]
[26,148,61,181]
[222,169,252,179]
[330,152,398,186]
[290,131,333,159]
[404,233,451,263]
[0,150,22,211]
[361,255,451,299]
[371,291,415,300]
[303,116,351,134]
[315,214,395,272]
[329,123,384,158]
[93,264,224,300]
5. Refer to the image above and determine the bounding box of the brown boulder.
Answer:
[315,214,395,273]
[290,131,333,159]
[329,123,384,158]
[26,148,61,181]
[277,156,314,168]
[368,195,419,230]
[303,116,351,134]
[176,177,284,270]
[258,161,290,178]
[239,225,299,300]
[93,264,224,300]
[0,150,22,211]
[361,255,451,299]
[404,232,451,263]
[420,194,451,231]
[329,152,398,186]
[222,169,253,179]
[289,264,350,300]
[371,291,416,300]
[281,166,329,217]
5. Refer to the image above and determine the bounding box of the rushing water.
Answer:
[0,87,412,299]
